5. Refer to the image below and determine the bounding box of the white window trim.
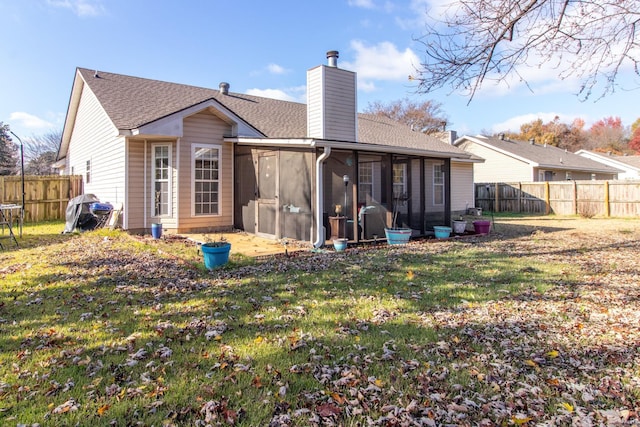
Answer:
[433,163,445,206]
[392,163,407,198]
[191,143,222,217]
[151,143,172,218]
[358,162,374,204]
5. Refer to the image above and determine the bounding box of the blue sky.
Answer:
[1,0,638,142]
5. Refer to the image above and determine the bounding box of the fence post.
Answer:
[604,181,610,217]
[518,182,522,213]
[545,181,551,215]
[573,180,578,215]
[494,182,500,212]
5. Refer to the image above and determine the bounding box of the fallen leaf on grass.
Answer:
[317,403,341,417]
[545,350,559,358]
[52,399,80,414]
[97,404,110,415]
[511,414,532,424]
[560,402,574,413]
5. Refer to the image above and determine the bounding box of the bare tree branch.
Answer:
[415,0,640,103]
[23,129,62,175]
[364,98,449,134]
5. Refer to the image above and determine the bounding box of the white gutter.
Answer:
[226,137,470,159]
[313,147,331,248]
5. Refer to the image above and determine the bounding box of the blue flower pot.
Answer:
[384,228,411,245]
[151,223,162,239]
[333,238,347,252]
[201,242,231,270]
[433,226,452,239]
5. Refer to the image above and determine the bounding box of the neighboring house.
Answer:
[454,134,620,182]
[57,51,478,245]
[575,150,640,180]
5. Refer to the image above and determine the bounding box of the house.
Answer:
[575,150,640,180]
[57,51,478,246]
[454,134,620,182]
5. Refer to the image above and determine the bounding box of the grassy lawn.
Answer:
[0,219,638,426]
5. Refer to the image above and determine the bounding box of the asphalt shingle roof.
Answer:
[608,154,640,169]
[76,67,467,157]
[467,135,620,173]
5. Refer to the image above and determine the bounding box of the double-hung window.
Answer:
[358,162,373,204]
[392,163,406,199]
[433,163,444,205]
[193,145,220,215]
[152,144,171,217]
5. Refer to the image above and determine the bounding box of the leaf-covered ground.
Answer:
[0,218,638,426]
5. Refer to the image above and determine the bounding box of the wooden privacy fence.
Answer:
[0,175,83,222]
[476,181,640,217]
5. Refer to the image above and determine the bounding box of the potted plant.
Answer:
[201,234,231,270]
[452,216,467,234]
[384,192,412,245]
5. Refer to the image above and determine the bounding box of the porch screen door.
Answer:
[255,152,279,238]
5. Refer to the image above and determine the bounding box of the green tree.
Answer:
[0,122,19,175]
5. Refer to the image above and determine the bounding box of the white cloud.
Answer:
[245,88,297,102]
[358,80,378,92]
[9,112,54,130]
[343,40,420,82]
[348,0,376,9]
[47,0,105,17]
[348,0,395,12]
[396,0,457,31]
[491,112,582,133]
[267,63,288,75]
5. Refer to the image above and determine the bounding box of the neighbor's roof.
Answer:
[73,67,468,157]
[577,150,640,170]
[455,135,621,173]
[614,155,640,168]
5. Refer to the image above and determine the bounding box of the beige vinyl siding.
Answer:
[177,110,233,232]
[66,84,125,206]
[458,141,533,182]
[423,159,443,212]
[451,161,475,211]
[123,139,179,232]
[533,169,617,181]
[306,67,323,139]
[126,140,145,230]
[307,66,357,141]
[591,172,617,180]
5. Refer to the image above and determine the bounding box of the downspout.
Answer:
[144,140,148,231]
[313,147,331,248]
